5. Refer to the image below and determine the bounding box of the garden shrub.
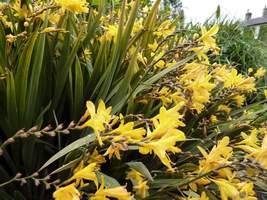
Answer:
[0,0,267,199]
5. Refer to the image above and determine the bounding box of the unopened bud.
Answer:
[34,179,40,186]
[57,124,64,130]
[34,132,42,138]
[24,21,29,27]
[45,182,51,190]
[16,172,22,178]
[32,172,39,177]
[29,126,38,132]
[62,129,70,134]
[20,178,27,185]
[19,133,29,138]
[68,121,76,129]
[43,125,52,132]
[6,138,15,144]
[48,131,56,137]
[193,33,199,40]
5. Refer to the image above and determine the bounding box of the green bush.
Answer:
[0,1,267,199]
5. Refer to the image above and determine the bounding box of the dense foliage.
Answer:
[0,0,267,199]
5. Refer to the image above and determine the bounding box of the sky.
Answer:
[182,0,267,23]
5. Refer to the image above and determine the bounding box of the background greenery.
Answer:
[0,0,267,199]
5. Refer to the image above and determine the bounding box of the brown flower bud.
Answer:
[15,172,22,178]
[6,138,15,144]
[34,179,40,186]
[43,125,52,132]
[29,126,38,132]
[57,124,64,130]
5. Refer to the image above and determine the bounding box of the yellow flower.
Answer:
[232,95,245,107]
[198,137,233,174]
[68,163,98,187]
[210,115,218,124]
[253,134,267,169]
[12,1,32,19]
[264,90,267,99]
[132,18,143,34]
[53,184,80,200]
[187,74,215,113]
[155,20,175,38]
[80,100,112,145]
[238,182,256,200]
[104,143,126,160]
[254,67,266,78]
[38,12,61,24]
[235,130,260,155]
[170,89,187,105]
[126,169,149,198]
[217,167,236,181]
[213,67,256,92]
[55,0,88,14]
[235,129,267,169]
[198,24,219,48]
[199,191,209,200]
[88,149,106,169]
[48,13,61,24]
[148,103,185,139]
[126,169,144,183]
[248,68,253,73]
[139,135,183,171]
[133,181,149,198]
[155,60,165,68]
[148,40,158,52]
[157,87,172,105]
[190,47,209,62]
[236,129,259,148]
[181,62,209,81]
[91,177,132,200]
[212,179,239,200]
[109,121,146,143]
[103,24,118,41]
[217,105,231,114]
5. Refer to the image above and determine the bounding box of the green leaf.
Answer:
[38,133,96,171]
[126,161,154,181]
[25,20,47,127]
[132,54,195,98]
[54,16,82,108]
[6,72,19,135]
[0,190,13,200]
[14,191,26,200]
[73,57,84,120]
[50,157,82,175]
[96,172,121,188]
[150,178,188,189]
[15,30,39,124]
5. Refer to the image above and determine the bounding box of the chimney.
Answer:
[263,6,267,17]
[245,10,252,21]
